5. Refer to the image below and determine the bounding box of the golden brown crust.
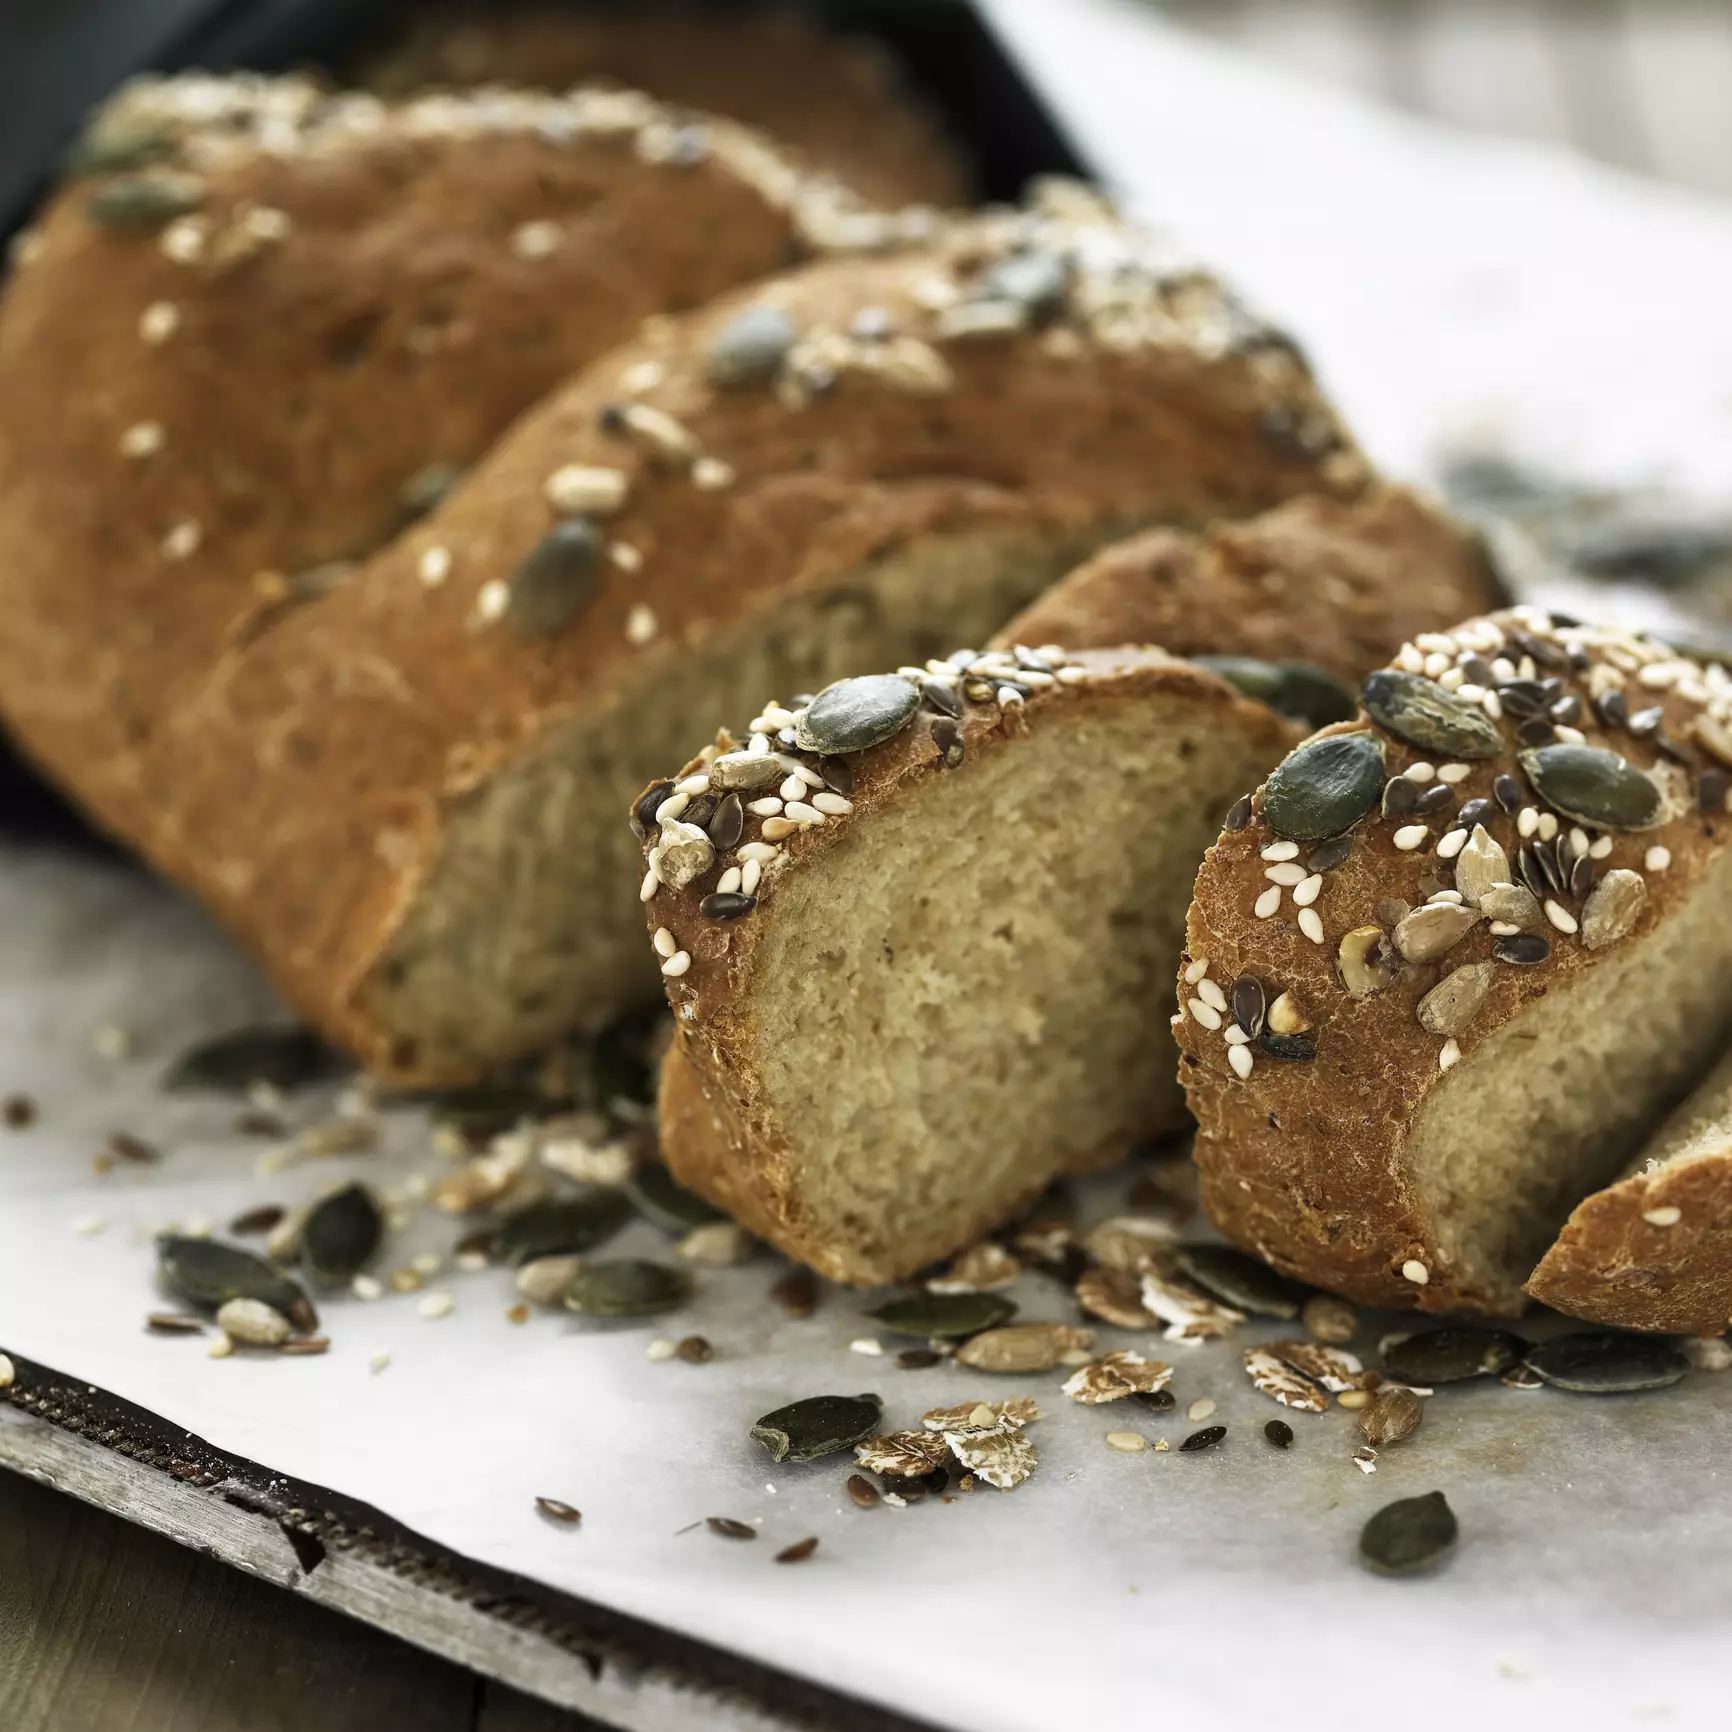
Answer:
[0,130,1360,1082]
[347,3,969,210]
[991,487,1502,681]
[643,647,1297,1282]
[1179,607,1732,1317]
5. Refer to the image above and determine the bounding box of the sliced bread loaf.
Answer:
[1528,1045,1732,1334]
[0,135,1362,1082]
[641,649,1299,1284]
[991,488,1502,686]
[1180,608,1732,1318]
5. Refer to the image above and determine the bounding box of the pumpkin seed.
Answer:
[563,1259,692,1317]
[1519,745,1661,831]
[1359,1491,1457,1576]
[1196,657,1356,731]
[751,1393,884,1462]
[1524,1330,1690,1393]
[300,1183,383,1284]
[1180,1425,1227,1452]
[506,521,602,640]
[164,1027,342,1093]
[66,115,177,176]
[794,675,920,755]
[1264,1418,1294,1448]
[866,1292,1017,1338]
[494,1192,631,1264]
[1361,670,1503,759]
[957,1323,1088,1375]
[626,1163,724,1233]
[157,1235,311,1324]
[1172,1244,1309,1318]
[87,171,204,231]
[705,305,796,386]
[1261,733,1386,841]
[1382,1327,1527,1385]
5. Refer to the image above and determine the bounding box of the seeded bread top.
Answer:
[1180,607,1732,1313]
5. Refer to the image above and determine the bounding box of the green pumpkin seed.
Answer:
[1519,745,1662,831]
[506,521,602,639]
[300,1183,383,1284]
[705,305,796,386]
[494,1192,632,1264]
[1360,670,1504,759]
[1261,733,1386,841]
[157,1235,311,1324]
[867,1292,1017,1339]
[1195,657,1355,731]
[750,1393,884,1463]
[1359,1491,1457,1576]
[66,116,176,177]
[626,1163,723,1233]
[1382,1327,1526,1385]
[86,171,204,231]
[564,1259,692,1317]
[164,1026,343,1093]
[1173,1243,1309,1318]
[1523,1330,1690,1393]
[794,675,920,755]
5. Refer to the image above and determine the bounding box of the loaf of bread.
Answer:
[0,114,1362,1083]
[1179,606,1732,1318]
[991,487,1502,685]
[347,2,968,209]
[1528,1045,1732,1333]
[643,650,1300,1284]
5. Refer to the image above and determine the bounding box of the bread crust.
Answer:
[0,115,1359,1082]
[1179,607,1732,1318]
[644,648,1297,1282]
[991,487,1502,680]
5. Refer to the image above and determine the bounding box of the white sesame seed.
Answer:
[639,868,659,903]
[661,951,692,978]
[1291,873,1323,907]
[1401,1258,1431,1284]
[761,817,799,840]
[716,867,742,895]
[646,1338,678,1362]
[1188,1398,1217,1421]
[812,791,852,815]
[1396,644,1425,673]
[1227,1043,1254,1080]
[1537,813,1558,842]
[748,797,782,817]
[784,801,825,825]
[624,603,657,645]
[1568,828,1590,858]
[1490,657,1516,683]
[652,926,677,958]
[997,685,1026,708]
[1438,1040,1461,1073]
[418,544,451,586]
[1455,683,1484,703]
[1590,836,1614,859]
[1437,667,1465,691]
[1436,763,1472,784]
[1489,921,1520,937]
[1392,825,1429,852]
[0,1354,13,1388]
[511,219,562,259]
[1265,862,1307,886]
[119,420,164,458]
[1544,900,1578,934]
[1645,846,1671,873]
[1436,828,1469,860]
[1254,885,1282,919]
[70,1214,106,1236]
[691,456,734,491]
[1417,633,1455,655]
[1554,725,1586,745]
[161,217,205,262]
[675,774,711,797]
[1222,1025,1250,1046]
[620,359,666,394]
[418,1291,455,1320]
[160,519,201,561]
[1482,689,1503,720]
[1517,806,1540,838]
[369,1350,390,1374]
[244,205,291,243]
[1298,908,1325,943]
[658,791,690,821]
[778,774,805,802]
[849,1337,883,1356]
[543,463,629,516]
[207,1332,235,1359]
[740,858,762,895]
[1196,977,1228,1013]
[475,578,510,622]
[737,842,777,864]
[92,1021,131,1059]
[1105,1430,1147,1453]
[1183,957,1210,985]
[1187,998,1223,1032]
[139,300,180,344]
[779,759,826,788]
[1260,841,1300,861]
[351,1274,383,1301]
[1642,1206,1682,1228]
[610,541,643,572]
[758,705,798,730]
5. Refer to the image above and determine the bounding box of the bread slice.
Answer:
[1180,606,1732,1318]
[347,2,969,210]
[641,648,1299,1284]
[1528,1046,1732,1333]
[0,126,1364,1084]
[991,488,1502,684]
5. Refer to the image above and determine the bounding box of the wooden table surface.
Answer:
[3,4,1728,1729]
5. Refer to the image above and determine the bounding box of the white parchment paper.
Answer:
[6,12,1732,1728]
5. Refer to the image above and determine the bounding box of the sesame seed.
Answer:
[207,1332,234,1359]
[1401,1259,1430,1284]
[1265,862,1307,887]
[369,1350,390,1374]
[784,801,825,825]
[160,217,205,263]
[511,219,562,259]
[160,519,201,561]
[620,359,666,394]
[692,457,735,490]
[740,858,762,895]
[1223,1025,1250,1045]
[1438,1040,1461,1072]
[737,842,777,864]
[1482,690,1503,719]
[812,791,852,815]
[1489,921,1520,936]
[418,1291,454,1320]
[1188,1398,1217,1421]
[1396,644,1424,672]
[475,579,510,622]
[1428,889,1464,905]
[1436,829,1469,860]
[1642,1206,1682,1227]
[1260,841,1300,861]
[761,817,798,841]
[1187,999,1223,1032]
[70,1213,106,1236]
[1254,885,1281,919]
[1292,873,1323,907]
[139,300,180,344]
[778,774,805,802]
[351,1274,383,1301]
[1590,836,1614,859]
[661,951,692,978]
[1568,828,1590,858]
[748,797,782,817]
[849,1337,883,1356]
[675,774,711,797]
[1417,633,1454,655]
[543,463,629,516]
[1436,763,1472,784]
[1196,978,1228,1013]
[1544,900,1578,934]
[1537,813,1558,842]
[639,868,659,903]
[1228,1044,1254,1080]
[1645,846,1671,872]
[716,867,742,895]
[418,545,451,586]
[1105,1431,1147,1453]
[1298,908,1325,943]
[119,420,164,458]
[1183,957,1210,984]
[625,603,658,645]
[1337,1389,1372,1410]
[1438,668,1465,691]
[997,685,1026,708]
[1555,725,1586,745]
[1517,806,1540,838]
[610,542,643,572]
[1392,825,1429,852]
[652,926,677,958]
[646,1338,678,1362]
[1404,762,1435,784]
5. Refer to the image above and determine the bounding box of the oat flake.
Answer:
[1062,1349,1174,1405]
[1243,1345,1327,1412]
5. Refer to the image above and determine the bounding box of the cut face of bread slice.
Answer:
[991,488,1502,691]
[1180,608,1732,1318]
[643,649,1298,1284]
[1528,1046,1732,1334]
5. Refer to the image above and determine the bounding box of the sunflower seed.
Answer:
[1416,963,1494,1036]
[867,1292,1016,1338]
[496,1192,632,1265]
[1173,1244,1308,1317]
[564,1259,692,1317]
[1524,1330,1690,1393]
[1230,976,1266,1036]
[1383,1327,1526,1384]
[626,1163,724,1233]
[1478,881,1541,926]
[535,1497,581,1525]
[1580,869,1648,950]
[1520,745,1661,831]
[1262,733,1387,841]
[1361,670,1503,758]
[164,1027,340,1093]
[1360,1491,1457,1575]
[515,1254,582,1307]
[794,675,920,754]
[1394,902,1482,963]
[1358,1387,1424,1445]
[751,1393,884,1462]
[1492,932,1550,965]
[1179,1425,1227,1452]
